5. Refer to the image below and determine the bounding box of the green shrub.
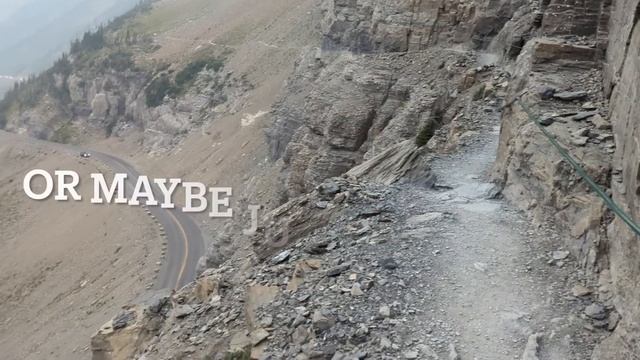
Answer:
[51,122,76,144]
[145,74,177,107]
[70,27,105,54]
[415,109,444,147]
[174,58,224,88]
[52,54,72,76]
[222,347,251,360]
[103,51,136,72]
[415,121,436,147]
[145,57,225,107]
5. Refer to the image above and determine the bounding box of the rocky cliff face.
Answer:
[320,0,528,51]
[495,0,640,358]
[3,61,247,151]
[592,0,640,357]
[268,0,528,198]
[0,25,249,151]
[494,39,612,270]
[268,49,466,197]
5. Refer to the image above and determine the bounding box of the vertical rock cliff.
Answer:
[495,0,640,357]
[268,0,533,198]
[592,0,640,356]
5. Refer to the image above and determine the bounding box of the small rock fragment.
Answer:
[539,115,555,126]
[292,314,306,327]
[448,344,460,360]
[417,344,440,359]
[571,284,592,297]
[351,283,364,296]
[312,310,335,330]
[590,114,611,130]
[318,181,341,199]
[407,212,444,225]
[537,85,556,100]
[585,303,607,320]
[331,352,346,360]
[315,201,329,209]
[352,323,369,343]
[552,250,570,260]
[326,263,351,277]
[572,111,597,121]
[380,258,399,270]
[174,305,194,319]
[522,333,541,360]
[292,326,310,344]
[474,262,488,272]
[306,240,330,254]
[379,305,391,318]
[404,351,419,359]
[112,311,135,330]
[571,137,588,146]
[554,90,588,101]
[250,328,270,345]
[359,206,384,218]
[272,250,291,264]
[354,351,367,359]
[593,319,610,329]
[571,128,590,137]
[608,312,620,331]
[260,316,274,327]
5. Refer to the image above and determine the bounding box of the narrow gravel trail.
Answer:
[390,111,598,359]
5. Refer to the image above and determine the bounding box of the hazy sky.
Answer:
[0,0,30,22]
[0,0,138,76]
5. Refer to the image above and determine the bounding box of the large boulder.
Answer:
[91,292,170,360]
[90,93,110,120]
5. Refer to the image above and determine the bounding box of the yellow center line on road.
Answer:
[84,152,193,290]
[166,209,190,290]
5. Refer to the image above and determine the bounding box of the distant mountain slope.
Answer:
[0,77,16,97]
[0,0,139,77]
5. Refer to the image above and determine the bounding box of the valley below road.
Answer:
[25,134,207,290]
[0,130,205,359]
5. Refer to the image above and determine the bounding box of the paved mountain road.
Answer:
[91,151,204,290]
[10,131,205,290]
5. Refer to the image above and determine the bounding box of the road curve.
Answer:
[91,151,205,290]
[10,131,205,290]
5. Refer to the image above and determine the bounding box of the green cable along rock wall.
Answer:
[495,0,640,357]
